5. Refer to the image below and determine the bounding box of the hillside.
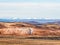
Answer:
[0,22,60,36]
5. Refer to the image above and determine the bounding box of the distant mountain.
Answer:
[0,19,60,25]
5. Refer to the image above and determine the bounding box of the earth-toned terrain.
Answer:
[0,22,60,45]
[0,22,60,36]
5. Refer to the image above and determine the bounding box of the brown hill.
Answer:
[0,22,60,36]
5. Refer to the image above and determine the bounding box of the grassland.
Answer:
[0,35,60,45]
[0,38,60,45]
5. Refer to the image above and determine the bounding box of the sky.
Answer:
[0,0,60,19]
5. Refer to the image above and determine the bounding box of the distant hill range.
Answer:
[0,19,60,36]
[0,19,60,25]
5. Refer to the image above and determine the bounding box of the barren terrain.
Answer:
[0,22,60,36]
[0,22,60,45]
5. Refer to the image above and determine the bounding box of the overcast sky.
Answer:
[0,0,60,19]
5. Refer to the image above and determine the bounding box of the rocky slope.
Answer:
[0,22,60,36]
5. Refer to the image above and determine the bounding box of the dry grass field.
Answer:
[0,38,60,45]
[0,35,60,45]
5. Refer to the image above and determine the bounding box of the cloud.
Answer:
[0,2,60,8]
[0,2,60,19]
